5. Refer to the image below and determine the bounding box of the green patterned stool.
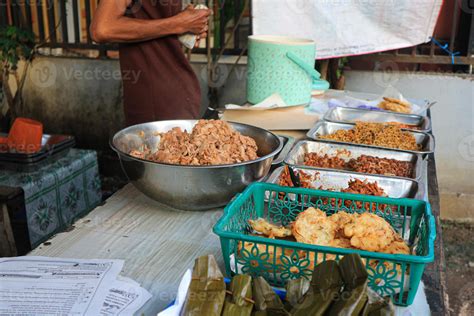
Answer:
[0,149,102,251]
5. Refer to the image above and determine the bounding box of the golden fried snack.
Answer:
[330,237,353,249]
[292,208,336,247]
[248,218,292,238]
[380,240,410,255]
[329,211,356,228]
[344,213,396,252]
[378,97,412,114]
[329,211,358,244]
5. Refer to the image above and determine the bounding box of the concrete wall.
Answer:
[20,57,124,149]
[17,56,246,148]
[13,56,474,219]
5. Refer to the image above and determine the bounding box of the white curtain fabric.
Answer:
[252,0,443,59]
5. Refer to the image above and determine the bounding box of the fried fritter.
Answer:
[378,97,412,114]
[329,211,356,228]
[344,213,396,252]
[248,218,292,238]
[330,237,353,249]
[380,240,410,255]
[292,208,336,247]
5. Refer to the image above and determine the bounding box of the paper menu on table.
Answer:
[101,277,152,316]
[0,256,124,316]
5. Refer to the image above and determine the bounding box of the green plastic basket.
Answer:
[213,183,436,306]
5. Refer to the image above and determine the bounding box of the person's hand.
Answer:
[195,31,208,48]
[176,5,211,35]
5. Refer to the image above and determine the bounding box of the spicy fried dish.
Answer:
[303,152,414,178]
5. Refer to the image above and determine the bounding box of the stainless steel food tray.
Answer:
[268,166,424,199]
[272,135,295,166]
[324,106,431,132]
[307,121,435,155]
[285,140,424,180]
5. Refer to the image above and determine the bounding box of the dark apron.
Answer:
[119,0,201,126]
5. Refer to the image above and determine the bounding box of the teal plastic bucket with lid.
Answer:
[247,35,329,106]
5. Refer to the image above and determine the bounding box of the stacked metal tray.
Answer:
[0,133,75,170]
[271,135,295,166]
[324,106,432,132]
[266,106,434,202]
[268,166,424,200]
[307,120,435,155]
[285,140,425,180]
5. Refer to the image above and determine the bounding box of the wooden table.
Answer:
[29,159,448,315]
[29,185,224,315]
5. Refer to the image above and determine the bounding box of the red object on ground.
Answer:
[7,118,43,153]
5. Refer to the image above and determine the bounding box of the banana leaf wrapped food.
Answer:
[327,253,369,316]
[291,260,343,316]
[284,278,310,309]
[252,277,290,316]
[181,255,226,316]
[222,274,254,316]
[361,288,395,316]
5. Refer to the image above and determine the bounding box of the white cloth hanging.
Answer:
[252,0,443,59]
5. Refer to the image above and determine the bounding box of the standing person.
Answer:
[90,0,211,126]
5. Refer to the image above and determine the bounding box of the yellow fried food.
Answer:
[378,97,412,114]
[380,240,410,255]
[329,211,356,228]
[344,213,396,252]
[330,237,353,249]
[248,218,292,238]
[328,212,356,247]
[292,207,336,247]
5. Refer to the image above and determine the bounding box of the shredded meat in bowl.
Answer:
[129,120,259,166]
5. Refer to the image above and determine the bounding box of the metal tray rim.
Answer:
[284,140,424,181]
[268,165,424,200]
[323,106,432,132]
[307,121,435,155]
[272,135,295,166]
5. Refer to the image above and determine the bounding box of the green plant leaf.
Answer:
[0,26,35,69]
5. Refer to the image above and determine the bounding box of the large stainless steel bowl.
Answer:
[111,120,283,211]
